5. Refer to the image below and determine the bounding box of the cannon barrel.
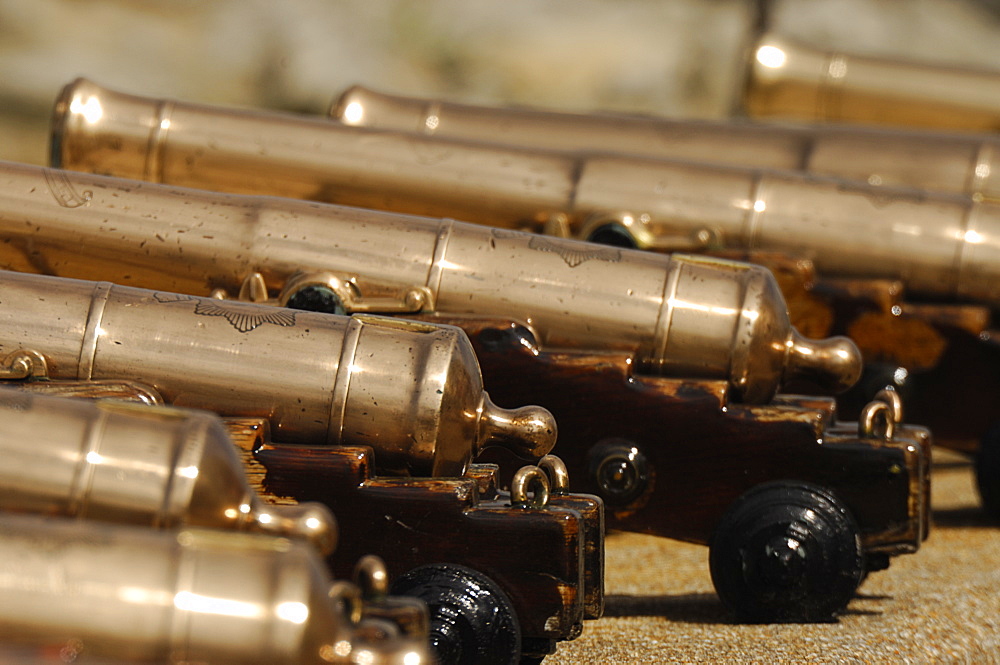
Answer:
[0,513,428,664]
[332,84,1000,201]
[0,387,335,553]
[0,269,553,477]
[744,32,1000,133]
[51,79,1000,308]
[0,161,858,403]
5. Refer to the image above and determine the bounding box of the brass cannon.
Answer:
[51,79,1000,307]
[0,268,554,478]
[0,161,858,405]
[0,387,334,553]
[319,85,1000,519]
[0,511,429,665]
[743,32,1000,133]
[0,162,934,624]
[0,270,605,663]
[332,84,1000,201]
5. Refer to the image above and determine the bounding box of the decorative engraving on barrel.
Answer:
[491,228,622,267]
[153,293,296,333]
[529,235,622,267]
[42,168,93,208]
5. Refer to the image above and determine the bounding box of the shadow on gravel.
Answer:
[604,592,730,623]
[840,607,883,617]
[605,591,888,623]
[932,506,996,528]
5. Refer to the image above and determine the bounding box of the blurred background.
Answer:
[3,0,1000,166]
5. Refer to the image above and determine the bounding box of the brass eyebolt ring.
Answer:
[538,454,569,494]
[353,554,389,600]
[328,580,364,625]
[860,400,896,440]
[511,465,550,509]
[873,387,904,425]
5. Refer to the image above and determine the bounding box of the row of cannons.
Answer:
[1,46,998,661]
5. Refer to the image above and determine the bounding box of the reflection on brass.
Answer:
[744,32,1000,133]
[0,378,165,404]
[0,513,428,664]
[0,387,336,553]
[0,269,554,477]
[43,166,93,207]
[332,84,1000,201]
[0,161,858,403]
[50,79,1000,308]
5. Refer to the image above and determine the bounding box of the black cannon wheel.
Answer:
[709,482,864,623]
[391,563,521,665]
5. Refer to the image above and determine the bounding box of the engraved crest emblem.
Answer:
[153,293,296,333]
[43,168,93,208]
[491,229,622,267]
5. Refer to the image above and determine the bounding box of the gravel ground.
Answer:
[548,451,1000,664]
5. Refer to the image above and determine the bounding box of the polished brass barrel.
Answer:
[50,79,1000,309]
[0,161,858,404]
[332,84,1000,201]
[743,32,1000,132]
[0,269,554,477]
[0,513,428,665]
[0,387,335,553]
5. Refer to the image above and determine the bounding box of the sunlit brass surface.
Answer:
[0,268,553,477]
[332,84,1000,201]
[51,79,1000,309]
[744,32,1000,132]
[0,387,335,553]
[0,512,428,665]
[1,162,857,403]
